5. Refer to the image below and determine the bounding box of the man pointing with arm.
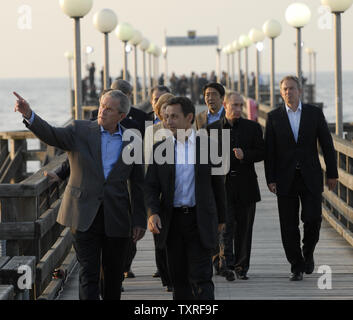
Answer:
[14,90,146,300]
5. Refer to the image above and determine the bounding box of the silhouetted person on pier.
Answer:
[88,62,96,88]
[264,75,338,281]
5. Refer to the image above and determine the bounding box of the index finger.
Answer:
[13,92,24,101]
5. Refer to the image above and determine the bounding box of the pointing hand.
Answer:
[13,92,32,119]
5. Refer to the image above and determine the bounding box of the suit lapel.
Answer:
[279,105,297,145]
[89,121,105,176]
[297,104,308,144]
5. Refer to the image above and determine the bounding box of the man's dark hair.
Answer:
[167,96,195,124]
[150,85,171,96]
[202,82,225,98]
[111,79,133,95]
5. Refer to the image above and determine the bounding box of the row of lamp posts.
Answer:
[222,18,281,109]
[220,0,352,138]
[60,0,163,120]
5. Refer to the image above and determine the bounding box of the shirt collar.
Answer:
[285,101,302,113]
[207,105,224,117]
[100,123,123,136]
[173,129,196,145]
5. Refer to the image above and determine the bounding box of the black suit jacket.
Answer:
[264,103,338,196]
[207,117,264,204]
[144,135,226,250]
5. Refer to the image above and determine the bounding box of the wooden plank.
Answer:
[0,144,24,183]
[37,246,77,300]
[0,285,14,300]
[35,198,61,238]
[0,222,36,240]
[36,227,72,296]
[0,256,11,269]
[0,153,67,197]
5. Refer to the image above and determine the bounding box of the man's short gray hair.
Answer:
[280,75,302,90]
[101,90,131,114]
[110,79,133,96]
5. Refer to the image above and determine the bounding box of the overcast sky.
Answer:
[2,0,353,79]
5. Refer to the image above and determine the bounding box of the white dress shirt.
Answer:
[173,129,196,207]
[285,101,302,143]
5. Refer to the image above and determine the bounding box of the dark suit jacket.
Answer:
[264,103,338,196]
[144,136,226,250]
[25,115,146,237]
[195,108,225,130]
[207,117,264,204]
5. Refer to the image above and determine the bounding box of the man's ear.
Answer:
[120,113,127,121]
[186,113,194,124]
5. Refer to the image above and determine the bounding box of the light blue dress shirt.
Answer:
[100,125,123,179]
[285,102,302,143]
[207,106,224,125]
[173,130,196,208]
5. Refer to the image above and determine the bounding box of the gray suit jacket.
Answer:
[25,115,146,237]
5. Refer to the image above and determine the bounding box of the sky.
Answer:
[2,0,353,79]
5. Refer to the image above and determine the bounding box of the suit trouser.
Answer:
[124,239,137,273]
[277,170,322,273]
[153,235,172,287]
[166,209,214,300]
[72,206,129,300]
[224,201,256,273]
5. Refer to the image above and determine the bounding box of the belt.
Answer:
[173,206,196,214]
[228,170,238,177]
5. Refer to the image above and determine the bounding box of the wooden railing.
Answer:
[0,152,74,299]
[0,119,75,300]
[246,101,353,248]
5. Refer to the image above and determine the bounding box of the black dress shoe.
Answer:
[152,270,160,278]
[289,272,303,281]
[166,286,173,292]
[124,270,136,278]
[304,257,315,274]
[235,271,249,280]
[225,271,235,281]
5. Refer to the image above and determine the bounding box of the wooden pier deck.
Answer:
[57,163,353,300]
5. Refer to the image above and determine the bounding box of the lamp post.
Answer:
[216,45,222,83]
[64,51,74,108]
[139,38,150,100]
[239,34,252,97]
[223,46,231,89]
[305,47,314,84]
[162,46,168,86]
[263,19,282,109]
[129,30,143,105]
[285,2,311,89]
[249,28,265,103]
[153,46,161,87]
[93,9,118,90]
[321,0,353,137]
[115,22,135,81]
[147,43,156,94]
[59,0,93,120]
[230,41,237,91]
[233,40,242,93]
